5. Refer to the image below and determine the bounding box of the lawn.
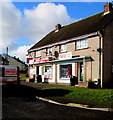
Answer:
[43,86,113,108]
[22,82,113,108]
[20,73,29,81]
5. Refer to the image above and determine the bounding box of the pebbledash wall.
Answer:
[27,3,113,88]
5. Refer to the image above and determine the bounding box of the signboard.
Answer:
[34,58,40,64]
[59,52,72,60]
[26,58,33,63]
[5,67,17,76]
[29,57,52,64]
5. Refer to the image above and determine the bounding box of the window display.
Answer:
[60,64,72,79]
[42,66,52,78]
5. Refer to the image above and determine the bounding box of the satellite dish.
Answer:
[54,51,59,58]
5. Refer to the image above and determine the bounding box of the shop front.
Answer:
[54,53,92,85]
[29,53,92,86]
[29,57,54,83]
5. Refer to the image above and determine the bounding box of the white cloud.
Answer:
[1,2,74,62]
[11,45,32,62]
[23,3,74,42]
[0,1,21,52]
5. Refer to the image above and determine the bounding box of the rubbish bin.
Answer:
[70,76,78,86]
[37,75,42,83]
[97,79,101,88]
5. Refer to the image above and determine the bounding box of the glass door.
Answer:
[78,62,84,81]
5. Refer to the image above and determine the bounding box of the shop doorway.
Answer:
[78,62,84,81]
[36,66,39,75]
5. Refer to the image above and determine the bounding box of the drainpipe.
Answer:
[97,31,103,88]
[83,56,86,81]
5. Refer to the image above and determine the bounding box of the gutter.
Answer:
[28,32,98,53]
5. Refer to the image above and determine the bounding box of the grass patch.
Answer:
[21,82,113,108]
[43,86,113,108]
[20,73,29,81]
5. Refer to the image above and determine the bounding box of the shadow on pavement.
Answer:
[39,89,71,97]
[2,84,71,98]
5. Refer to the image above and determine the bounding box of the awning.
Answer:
[53,56,93,64]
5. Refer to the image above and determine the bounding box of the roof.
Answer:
[0,54,9,62]
[2,54,28,67]
[11,56,28,67]
[29,11,113,51]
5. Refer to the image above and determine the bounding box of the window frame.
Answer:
[75,39,88,50]
[35,51,41,57]
[59,64,72,79]
[42,66,52,78]
[46,48,52,55]
[59,44,67,53]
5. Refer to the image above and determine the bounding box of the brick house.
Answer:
[27,3,113,88]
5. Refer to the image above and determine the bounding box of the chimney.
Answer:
[104,2,112,15]
[55,24,61,32]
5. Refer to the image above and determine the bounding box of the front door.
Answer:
[78,62,84,81]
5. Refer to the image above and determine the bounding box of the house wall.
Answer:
[103,21,113,88]
[67,36,100,81]
[28,36,100,85]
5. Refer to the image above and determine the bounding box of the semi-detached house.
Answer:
[27,3,113,88]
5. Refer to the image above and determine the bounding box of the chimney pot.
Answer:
[55,24,61,32]
[104,2,112,15]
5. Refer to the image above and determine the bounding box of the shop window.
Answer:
[76,39,88,50]
[42,66,52,78]
[36,51,41,57]
[60,64,72,79]
[46,48,52,55]
[60,44,67,52]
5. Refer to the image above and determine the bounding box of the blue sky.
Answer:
[1,1,110,61]
[13,2,106,19]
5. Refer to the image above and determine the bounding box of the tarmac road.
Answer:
[2,84,113,120]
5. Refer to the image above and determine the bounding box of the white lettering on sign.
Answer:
[29,57,51,64]
[59,52,72,60]
[5,68,17,76]
[29,59,34,64]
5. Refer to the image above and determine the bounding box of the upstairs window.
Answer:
[36,51,41,57]
[60,44,67,52]
[76,39,88,50]
[46,48,52,55]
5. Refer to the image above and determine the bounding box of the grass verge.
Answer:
[20,73,29,81]
[22,82,113,108]
[43,86,113,108]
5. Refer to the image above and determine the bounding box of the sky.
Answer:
[1,0,112,62]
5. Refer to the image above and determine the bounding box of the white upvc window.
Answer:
[76,39,88,50]
[60,44,67,52]
[36,51,41,57]
[46,48,52,55]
